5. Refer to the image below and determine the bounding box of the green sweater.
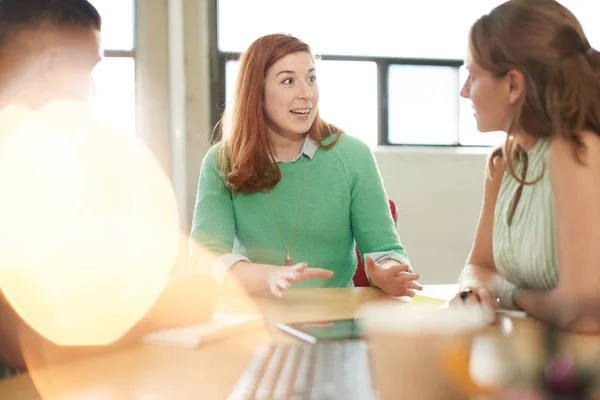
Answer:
[190,134,409,288]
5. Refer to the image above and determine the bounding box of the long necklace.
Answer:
[268,158,309,266]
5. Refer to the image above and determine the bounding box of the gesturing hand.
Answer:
[366,256,422,297]
[268,263,334,297]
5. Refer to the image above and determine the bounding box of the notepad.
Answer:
[410,294,447,307]
[143,312,264,347]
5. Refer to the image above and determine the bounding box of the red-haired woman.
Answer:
[190,34,421,298]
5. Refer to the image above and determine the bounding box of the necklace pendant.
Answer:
[285,255,292,266]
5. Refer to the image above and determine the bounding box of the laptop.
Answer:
[228,319,375,400]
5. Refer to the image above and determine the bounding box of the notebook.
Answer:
[143,312,264,347]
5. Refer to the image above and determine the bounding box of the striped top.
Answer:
[493,138,560,290]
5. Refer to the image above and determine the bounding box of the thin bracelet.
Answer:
[511,288,524,311]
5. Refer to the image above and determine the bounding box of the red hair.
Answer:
[216,33,341,194]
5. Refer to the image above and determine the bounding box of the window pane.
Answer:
[91,58,136,135]
[218,0,503,59]
[225,61,238,109]
[89,0,134,51]
[458,66,506,146]
[219,1,600,59]
[225,60,378,147]
[388,65,458,145]
[315,60,378,147]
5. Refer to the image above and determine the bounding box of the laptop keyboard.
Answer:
[228,340,374,400]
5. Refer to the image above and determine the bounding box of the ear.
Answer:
[506,69,525,106]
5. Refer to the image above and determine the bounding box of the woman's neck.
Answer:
[268,131,307,162]
[511,131,540,152]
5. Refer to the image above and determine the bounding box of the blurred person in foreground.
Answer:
[0,0,218,378]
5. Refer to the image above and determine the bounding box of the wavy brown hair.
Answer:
[214,33,342,195]
[469,0,600,223]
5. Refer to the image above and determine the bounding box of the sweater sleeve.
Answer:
[189,145,239,275]
[346,140,411,265]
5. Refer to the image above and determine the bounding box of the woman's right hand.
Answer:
[268,263,334,297]
[448,284,498,324]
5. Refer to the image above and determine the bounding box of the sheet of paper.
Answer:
[143,312,264,347]
[406,294,447,308]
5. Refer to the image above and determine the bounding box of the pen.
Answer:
[496,309,528,318]
[275,323,317,344]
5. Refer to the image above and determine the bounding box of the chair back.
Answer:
[353,199,398,287]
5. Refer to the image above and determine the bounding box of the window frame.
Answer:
[98,0,136,66]
[209,0,481,148]
[104,49,134,58]
[96,2,136,136]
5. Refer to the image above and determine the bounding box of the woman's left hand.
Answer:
[366,256,423,297]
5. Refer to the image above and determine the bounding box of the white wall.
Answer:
[137,0,213,274]
[374,147,489,284]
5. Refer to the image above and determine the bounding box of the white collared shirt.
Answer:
[271,136,318,163]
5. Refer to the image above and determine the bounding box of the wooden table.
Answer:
[0,287,406,399]
[1,286,599,400]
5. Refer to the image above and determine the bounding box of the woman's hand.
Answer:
[449,284,498,324]
[267,263,334,297]
[225,261,333,295]
[366,256,423,297]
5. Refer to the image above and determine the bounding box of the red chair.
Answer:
[353,199,398,287]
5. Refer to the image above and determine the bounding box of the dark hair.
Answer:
[469,0,600,224]
[0,0,102,49]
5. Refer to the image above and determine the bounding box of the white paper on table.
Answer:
[143,312,264,347]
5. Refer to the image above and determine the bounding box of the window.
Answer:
[315,60,378,147]
[214,0,599,147]
[225,60,378,147]
[217,0,504,60]
[88,0,136,136]
[388,65,458,145]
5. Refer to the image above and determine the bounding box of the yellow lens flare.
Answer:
[0,99,271,398]
[0,100,179,347]
[21,241,263,400]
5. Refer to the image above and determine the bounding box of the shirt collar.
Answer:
[273,136,318,163]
